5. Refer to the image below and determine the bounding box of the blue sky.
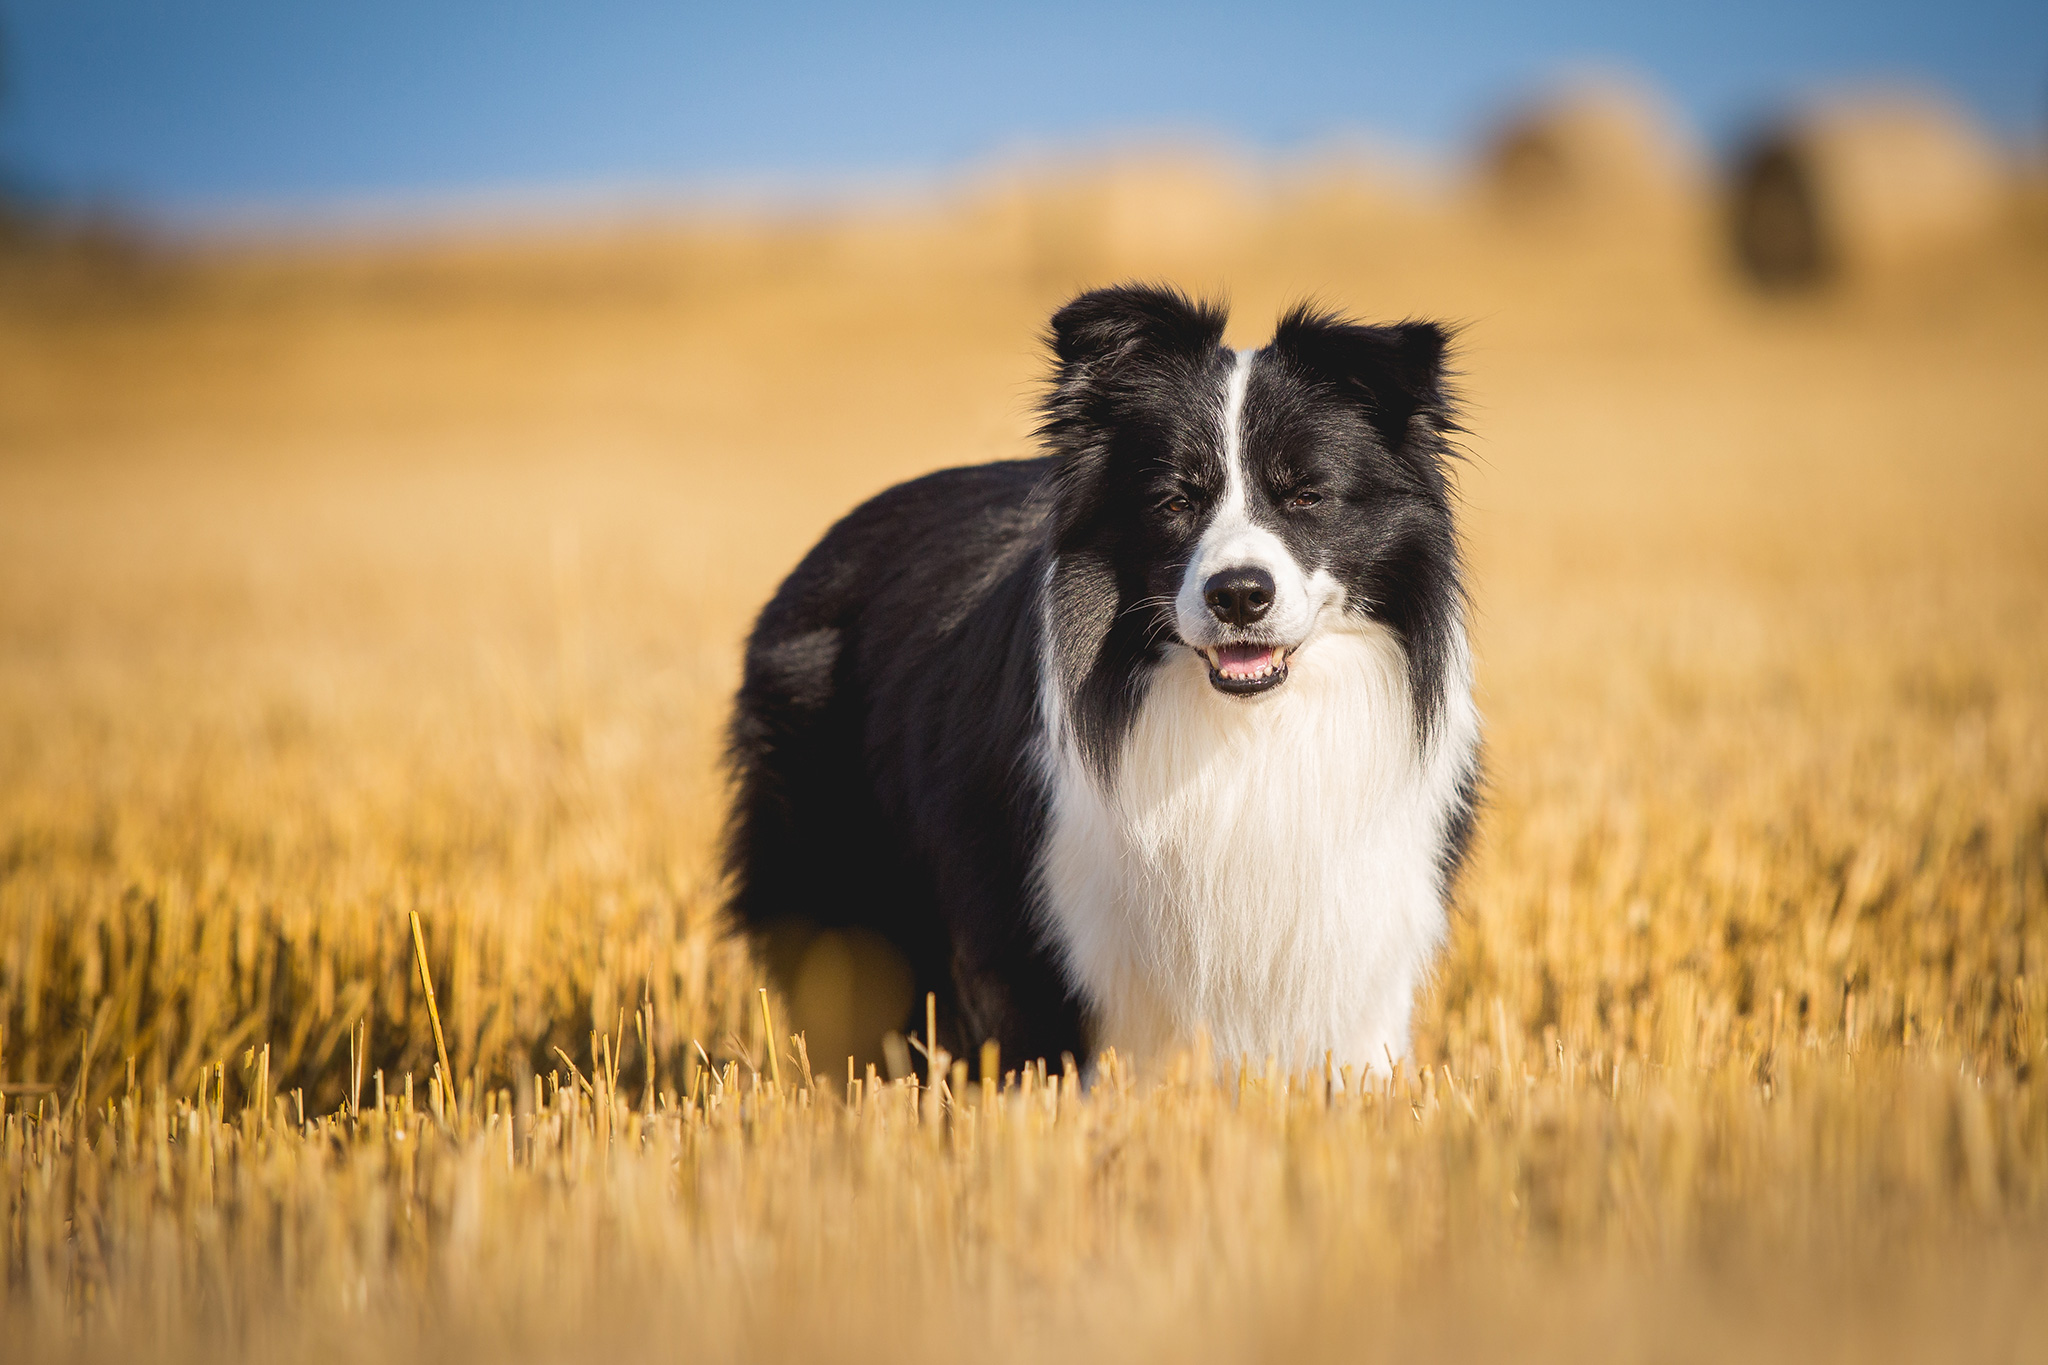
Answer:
[1,1,2042,215]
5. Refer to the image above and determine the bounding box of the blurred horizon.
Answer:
[1,0,2044,230]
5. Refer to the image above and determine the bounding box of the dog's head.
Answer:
[1040,285,1463,762]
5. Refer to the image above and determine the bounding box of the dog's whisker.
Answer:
[1119,594,1177,621]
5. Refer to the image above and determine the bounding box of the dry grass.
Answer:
[2,168,2046,1362]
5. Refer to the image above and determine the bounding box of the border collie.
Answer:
[726,285,1480,1076]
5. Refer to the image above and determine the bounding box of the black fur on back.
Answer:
[723,458,1087,1064]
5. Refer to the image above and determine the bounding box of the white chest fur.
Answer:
[1035,621,1477,1075]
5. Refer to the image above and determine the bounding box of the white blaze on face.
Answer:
[1173,348,1323,649]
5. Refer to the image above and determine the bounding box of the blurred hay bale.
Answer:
[973,152,1258,291]
[1482,80,1702,227]
[1730,94,2006,290]
[0,205,171,315]
[1089,156,1257,270]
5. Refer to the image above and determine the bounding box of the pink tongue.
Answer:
[1216,644,1278,679]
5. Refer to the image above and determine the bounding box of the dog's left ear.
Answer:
[1270,306,1456,460]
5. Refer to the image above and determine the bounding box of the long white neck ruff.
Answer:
[1033,607,1478,1077]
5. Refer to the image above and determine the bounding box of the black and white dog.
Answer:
[726,285,1480,1075]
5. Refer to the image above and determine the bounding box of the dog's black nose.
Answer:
[1203,567,1276,626]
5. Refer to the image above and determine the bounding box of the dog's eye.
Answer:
[1288,490,1322,509]
[1160,494,1192,515]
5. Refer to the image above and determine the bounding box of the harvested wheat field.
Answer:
[2,166,2046,1362]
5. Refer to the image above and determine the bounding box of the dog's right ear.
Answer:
[1048,284,1227,371]
[1040,286,1226,553]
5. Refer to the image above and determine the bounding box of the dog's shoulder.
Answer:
[763,458,1049,616]
[748,456,1054,666]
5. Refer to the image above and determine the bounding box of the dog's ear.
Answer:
[1270,306,1456,458]
[1039,286,1228,523]
[1048,284,1226,371]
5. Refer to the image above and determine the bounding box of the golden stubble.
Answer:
[1,172,2044,1361]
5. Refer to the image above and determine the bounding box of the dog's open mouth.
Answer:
[1204,643,1290,696]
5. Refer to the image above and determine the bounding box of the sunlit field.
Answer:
[2,161,2046,1361]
